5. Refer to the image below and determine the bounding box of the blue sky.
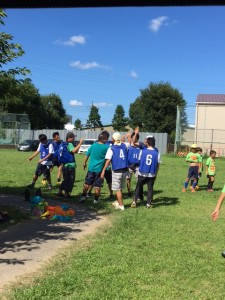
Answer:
[3,6,225,125]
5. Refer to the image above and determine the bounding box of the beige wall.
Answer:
[195,104,225,155]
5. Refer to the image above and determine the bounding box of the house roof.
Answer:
[196,94,225,104]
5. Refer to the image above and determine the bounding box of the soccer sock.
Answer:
[192,181,197,189]
[208,180,212,189]
[184,182,188,189]
[211,181,214,189]
[94,195,99,201]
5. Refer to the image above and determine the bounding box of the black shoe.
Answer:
[56,192,64,197]
[26,183,34,189]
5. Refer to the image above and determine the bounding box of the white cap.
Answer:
[112,132,122,145]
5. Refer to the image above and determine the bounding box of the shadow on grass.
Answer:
[0,190,106,266]
[153,196,179,207]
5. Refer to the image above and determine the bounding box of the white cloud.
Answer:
[149,16,169,32]
[93,102,113,107]
[54,35,86,46]
[69,100,83,106]
[70,60,109,70]
[129,70,138,78]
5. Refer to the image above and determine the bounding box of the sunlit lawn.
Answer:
[1,150,225,299]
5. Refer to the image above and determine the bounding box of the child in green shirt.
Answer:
[206,150,216,192]
[182,144,201,193]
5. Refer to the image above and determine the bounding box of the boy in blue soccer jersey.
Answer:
[56,132,84,198]
[27,134,54,190]
[126,131,141,197]
[101,132,129,211]
[50,131,63,185]
[131,136,160,209]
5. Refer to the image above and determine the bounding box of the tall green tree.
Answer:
[112,105,128,131]
[129,81,187,140]
[0,76,43,129]
[74,118,82,130]
[40,94,68,129]
[88,104,102,130]
[0,9,30,79]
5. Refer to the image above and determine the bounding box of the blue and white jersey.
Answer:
[138,148,159,177]
[128,146,141,166]
[38,142,53,165]
[105,143,128,171]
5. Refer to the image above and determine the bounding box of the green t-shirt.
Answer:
[185,152,201,163]
[64,142,76,168]
[85,142,109,173]
[206,157,216,176]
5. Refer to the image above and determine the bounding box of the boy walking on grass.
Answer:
[182,144,201,193]
[206,150,216,192]
[131,136,160,209]
[56,132,84,198]
[79,133,109,204]
[27,134,54,190]
[101,132,129,211]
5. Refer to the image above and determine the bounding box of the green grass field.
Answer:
[1,150,225,299]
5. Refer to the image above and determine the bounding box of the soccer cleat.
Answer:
[146,204,153,209]
[79,196,86,203]
[191,187,195,193]
[93,199,99,204]
[182,187,187,192]
[130,202,136,208]
[86,193,92,198]
[118,205,124,211]
[56,192,64,197]
[112,201,119,209]
[136,198,142,203]
[26,183,34,189]
[56,179,62,186]
[41,179,47,186]
[64,194,71,199]
[207,189,213,192]
[47,185,53,190]
[195,185,200,190]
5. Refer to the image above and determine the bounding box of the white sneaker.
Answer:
[118,205,124,211]
[79,196,86,202]
[112,201,119,209]
[93,199,99,204]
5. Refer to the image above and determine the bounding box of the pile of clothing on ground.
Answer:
[31,196,75,221]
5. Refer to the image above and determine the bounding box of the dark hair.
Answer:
[131,132,139,141]
[52,131,59,138]
[146,137,155,147]
[39,134,47,143]
[98,133,108,142]
[210,150,216,156]
[197,147,202,152]
[101,130,109,139]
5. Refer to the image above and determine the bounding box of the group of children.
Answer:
[27,129,160,211]
[28,131,84,198]
[182,144,216,193]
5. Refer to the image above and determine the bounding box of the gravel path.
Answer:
[0,194,107,293]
